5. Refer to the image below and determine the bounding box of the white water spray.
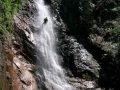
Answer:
[34,0,73,90]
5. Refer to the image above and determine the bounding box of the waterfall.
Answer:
[34,0,73,90]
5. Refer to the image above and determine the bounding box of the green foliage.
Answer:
[112,25,120,44]
[117,6,120,11]
[0,0,22,39]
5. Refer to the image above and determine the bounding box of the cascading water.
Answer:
[34,0,73,90]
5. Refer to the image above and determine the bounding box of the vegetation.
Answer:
[0,0,22,39]
[0,0,22,89]
[117,6,120,11]
[112,25,120,43]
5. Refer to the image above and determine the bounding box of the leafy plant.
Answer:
[0,0,22,39]
[117,6,120,11]
[112,25,120,43]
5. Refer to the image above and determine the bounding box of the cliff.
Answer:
[0,0,120,90]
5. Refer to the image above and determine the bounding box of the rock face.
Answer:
[58,0,120,89]
[13,0,49,90]
[12,0,101,89]
[57,33,100,78]
[1,0,119,90]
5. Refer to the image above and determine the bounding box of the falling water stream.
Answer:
[34,0,73,90]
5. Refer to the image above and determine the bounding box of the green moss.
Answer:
[0,0,22,39]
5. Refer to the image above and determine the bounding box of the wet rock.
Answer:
[53,0,120,89]
[69,78,100,90]
[13,56,38,90]
[14,0,38,63]
[58,34,100,78]
[13,0,41,90]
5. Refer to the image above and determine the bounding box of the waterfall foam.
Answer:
[34,0,73,90]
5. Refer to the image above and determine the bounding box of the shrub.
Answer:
[117,6,120,11]
[0,0,22,39]
[112,25,120,43]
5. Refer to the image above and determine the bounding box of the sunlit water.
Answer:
[34,0,73,90]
